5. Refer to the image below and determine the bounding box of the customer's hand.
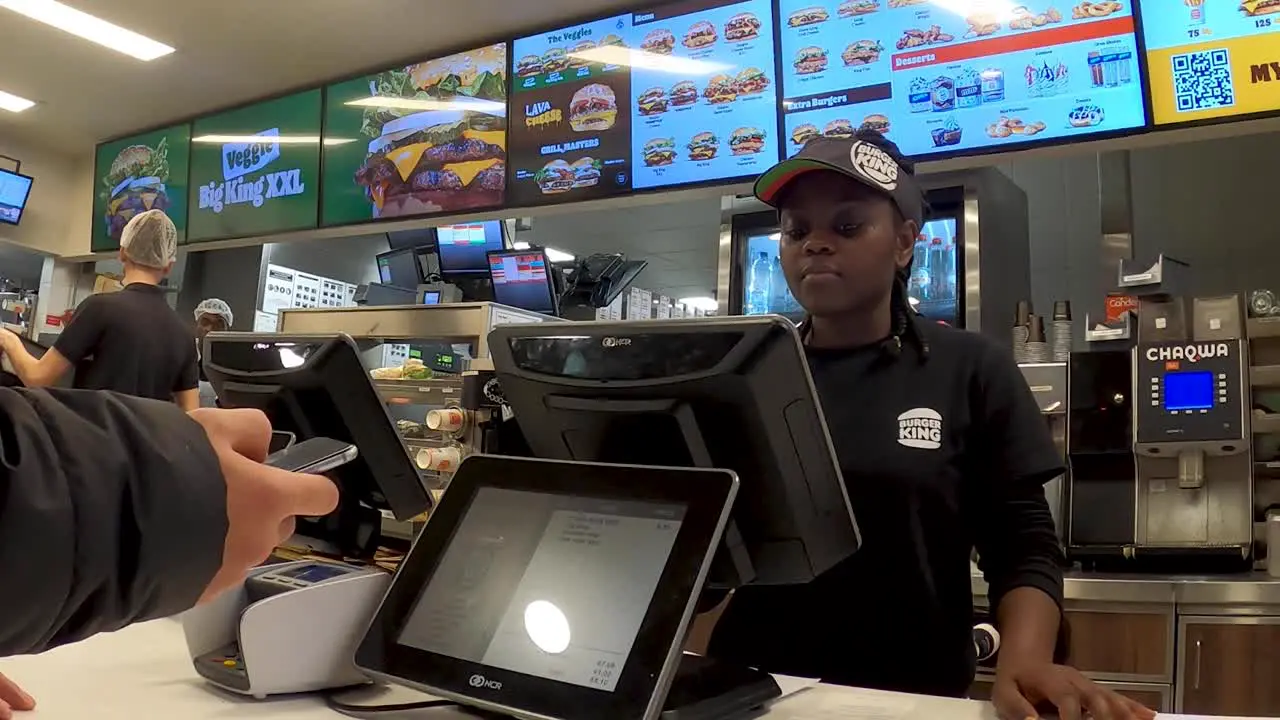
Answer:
[0,328,19,355]
[992,663,1156,720]
[0,671,34,718]
[189,408,340,604]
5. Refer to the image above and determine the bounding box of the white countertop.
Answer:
[0,619,1242,719]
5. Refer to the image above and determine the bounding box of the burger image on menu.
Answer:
[100,139,173,240]
[791,123,820,145]
[794,46,829,75]
[683,20,717,49]
[353,50,508,217]
[637,87,669,116]
[641,28,676,54]
[725,12,762,41]
[534,159,575,194]
[643,137,677,167]
[569,83,618,132]
[842,40,884,66]
[569,40,596,69]
[542,47,570,73]
[788,6,830,26]
[823,118,855,138]
[572,157,603,188]
[734,67,770,95]
[516,55,543,77]
[704,74,738,104]
[601,33,627,48]
[729,127,766,155]
[859,114,891,134]
[687,132,719,161]
[670,80,699,107]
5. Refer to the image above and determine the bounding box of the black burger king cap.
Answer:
[754,136,923,226]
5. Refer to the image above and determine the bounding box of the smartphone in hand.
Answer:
[265,437,358,475]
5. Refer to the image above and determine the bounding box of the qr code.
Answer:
[1172,48,1235,113]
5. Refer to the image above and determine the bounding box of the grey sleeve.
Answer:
[0,389,228,656]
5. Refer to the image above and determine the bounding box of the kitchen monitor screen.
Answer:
[1141,5,1280,125]
[1164,371,1215,411]
[321,44,508,227]
[508,0,779,207]
[186,89,323,242]
[422,290,442,305]
[777,0,1145,159]
[489,250,557,314]
[378,248,425,289]
[438,220,504,274]
[397,487,685,692]
[0,169,33,226]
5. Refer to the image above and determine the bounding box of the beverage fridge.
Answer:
[719,167,1031,339]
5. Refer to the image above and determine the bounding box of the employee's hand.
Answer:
[992,663,1156,720]
[189,408,341,604]
[0,671,34,718]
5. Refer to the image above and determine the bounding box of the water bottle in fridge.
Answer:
[928,238,948,301]
[770,256,793,313]
[943,239,957,301]
[747,251,772,315]
[909,234,931,301]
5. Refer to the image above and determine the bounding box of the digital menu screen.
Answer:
[1142,3,1280,125]
[321,44,508,226]
[778,0,1145,158]
[187,90,322,242]
[508,0,778,206]
[92,124,191,251]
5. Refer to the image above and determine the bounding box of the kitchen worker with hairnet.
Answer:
[0,209,201,410]
[194,298,234,408]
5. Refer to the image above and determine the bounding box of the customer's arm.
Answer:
[0,388,228,655]
[0,299,108,388]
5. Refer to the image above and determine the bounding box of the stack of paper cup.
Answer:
[426,407,466,433]
[1013,300,1032,362]
[1025,315,1050,363]
[1051,301,1072,362]
[416,446,461,473]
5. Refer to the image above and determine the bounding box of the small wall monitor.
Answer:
[438,220,504,275]
[488,248,557,316]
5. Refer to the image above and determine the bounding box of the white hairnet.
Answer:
[120,209,178,269]
[195,298,234,327]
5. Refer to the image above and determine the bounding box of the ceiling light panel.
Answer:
[0,0,174,61]
[0,89,35,113]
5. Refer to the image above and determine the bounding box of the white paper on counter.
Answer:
[780,692,915,720]
[253,311,278,333]
[773,674,820,701]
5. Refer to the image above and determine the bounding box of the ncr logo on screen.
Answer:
[1250,61,1280,84]
[469,674,503,691]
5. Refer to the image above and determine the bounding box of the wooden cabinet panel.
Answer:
[1180,619,1280,717]
[1063,609,1172,679]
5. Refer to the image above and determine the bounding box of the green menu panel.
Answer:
[92,124,191,252]
[187,89,322,242]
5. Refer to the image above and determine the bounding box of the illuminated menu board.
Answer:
[508,0,779,206]
[321,44,508,226]
[778,0,1145,158]
[1142,2,1280,125]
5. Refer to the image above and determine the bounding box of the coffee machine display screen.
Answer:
[1164,371,1215,412]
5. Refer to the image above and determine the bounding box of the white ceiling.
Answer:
[0,0,638,151]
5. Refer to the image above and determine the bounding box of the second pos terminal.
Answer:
[357,317,861,720]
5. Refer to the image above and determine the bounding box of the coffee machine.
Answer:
[1131,296,1252,566]
[1020,362,1067,537]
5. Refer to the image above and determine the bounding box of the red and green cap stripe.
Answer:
[753,157,850,207]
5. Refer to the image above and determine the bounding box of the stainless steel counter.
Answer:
[972,570,1280,607]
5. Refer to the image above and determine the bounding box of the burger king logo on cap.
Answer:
[849,141,898,191]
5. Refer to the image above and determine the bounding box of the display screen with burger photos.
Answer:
[187,90,323,242]
[91,124,191,252]
[509,0,778,205]
[778,0,1145,159]
[321,44,508,227]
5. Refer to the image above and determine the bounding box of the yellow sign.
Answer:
[1149,31,1280,124]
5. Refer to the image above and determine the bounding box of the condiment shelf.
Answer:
[1249,317,1280,339]
[1252,365,1280,388]
[375,378,464,406]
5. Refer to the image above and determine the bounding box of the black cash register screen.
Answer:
[397,488,685,692]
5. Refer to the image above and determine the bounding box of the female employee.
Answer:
[705,132,1153,720]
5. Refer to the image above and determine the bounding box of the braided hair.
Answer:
[795,129,930,361]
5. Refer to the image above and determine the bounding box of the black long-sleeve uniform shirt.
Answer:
[0,388,226,655]
[707,318,1065,697]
